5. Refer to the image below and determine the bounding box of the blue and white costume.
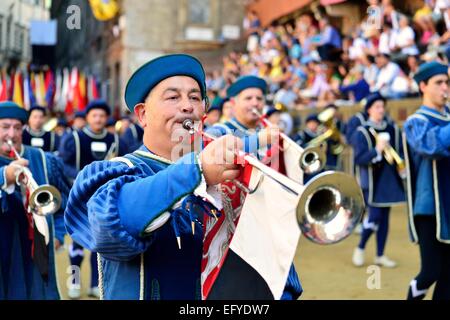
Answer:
[0,102,69,299]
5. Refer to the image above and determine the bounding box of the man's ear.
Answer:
[134,103,147,128]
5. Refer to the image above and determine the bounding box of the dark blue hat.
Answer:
[85,99,111,115]
[0,101,29,124]
[106,117,116,127]
[364,92,386,111]
[74,111,86,119]
[29,105,47,116]
[265,107,281,118]
[226,75,267,98]
[124,54,206,112]
[57,118,68,127]
[306,114,319,123]
[207,104,222,113]
[413,61,448,84]
[207,97,226,113]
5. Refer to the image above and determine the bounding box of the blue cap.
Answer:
[57,118,68,127]
[226,75,267,98]
[265,107,281,118]
[106,117,116,127]
[364,92,386,111]
[306,114,319,123]
[413,61,448,84]
[124,54,206,112]
[0,101,29,124]
[85,99,111,115]
[29,105,47,116]
[74,111,86,119]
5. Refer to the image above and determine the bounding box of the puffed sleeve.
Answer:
[45,152,71,244]
[353,128,379,165]
[404,115,450,158]
[64,153,203,261]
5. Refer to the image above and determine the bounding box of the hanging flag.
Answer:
[89,0,119,21]
[202,160,301,300]
[12,72,24,108]
[0,72,8,101]
[88,75,100,100]
[45,70,55,109]
[77,71,87,110]
[53,69,62,111]
[23,75,31,110]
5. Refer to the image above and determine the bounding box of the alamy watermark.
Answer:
[66,5,81,30]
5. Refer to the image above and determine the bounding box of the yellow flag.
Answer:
[13,73,24,108]
[89,0,119,21]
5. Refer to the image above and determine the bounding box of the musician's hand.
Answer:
[375,139,388,154]
[200,135,244,185]
[258,127,280,148]
[54,239,62,251]
[4,159,29,185]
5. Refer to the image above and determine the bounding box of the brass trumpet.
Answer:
[7,140,62,216]
[252,108,326,175]
[182,119,364,244]
[307,108,344,155]
[368,128,405,174]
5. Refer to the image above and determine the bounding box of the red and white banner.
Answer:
[201,138,302,299]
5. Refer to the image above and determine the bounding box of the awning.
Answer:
[247,0,313,27]
[320,0,347,5]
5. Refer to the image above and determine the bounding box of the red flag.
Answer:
[0,72,8,101]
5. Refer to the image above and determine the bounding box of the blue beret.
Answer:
[265,107,281,118]
[0,101,29,124]
[226,75,267,98]
[124,54,206,112]
[85,99,111,115]
[57,118,68,127]
[364,92,386,111]
[106,117,116,127]
[306,114,319,123]
[74,111,86,119]
[207,104,222,113]
[413,61,448,84]
[29,105,47,116]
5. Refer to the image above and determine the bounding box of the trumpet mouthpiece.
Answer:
[182,119,194,131]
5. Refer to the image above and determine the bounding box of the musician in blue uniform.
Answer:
[22,106,59,152]
[351,92,406,268]
[203,102,222,130]
[403,61,450,300]
[0,101,69,299]
[292,114,320,146]
[121,116,144,152]
[65,54,301,300]
[72,111,86,131]
[64,54,252,300]
[59,99,127,299]
[206,75,302,300]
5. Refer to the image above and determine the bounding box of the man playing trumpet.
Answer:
[0,101,70,299]
[65,54,301,300]
[351,92,406,268]
[404,61,450,300]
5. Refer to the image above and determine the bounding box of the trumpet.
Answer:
[252,108,326,175]
[368,128,405,174]
[307,108,344,155]
[182,119,364,244]
[7,140,62,216]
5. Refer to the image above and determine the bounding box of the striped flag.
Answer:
[12,72,24,107]
[202,152,301,299]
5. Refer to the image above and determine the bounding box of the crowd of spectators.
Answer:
[205,0,449,112]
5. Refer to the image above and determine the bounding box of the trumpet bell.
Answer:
[296,171,365,244]
[43,118,58,132]
[299,145,326,174]
[29,185,62,216]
